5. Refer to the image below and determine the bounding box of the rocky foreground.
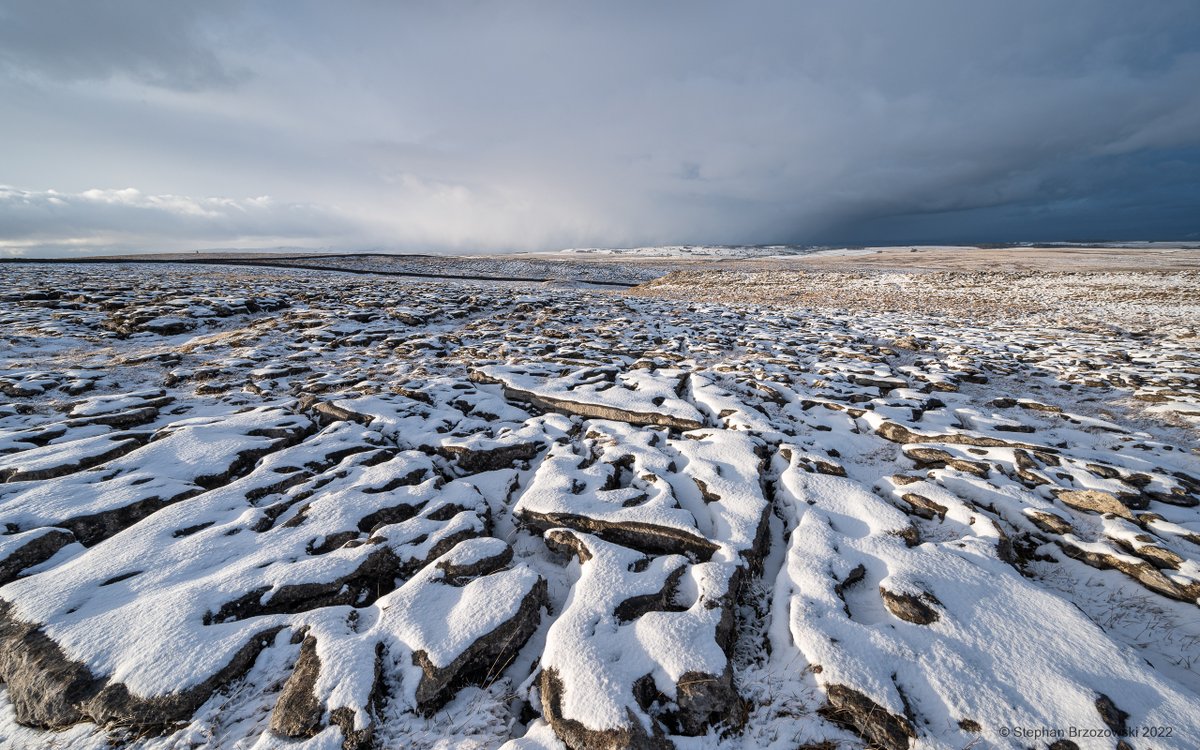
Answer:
[0,263,1198,749]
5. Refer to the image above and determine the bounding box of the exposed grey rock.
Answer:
[540,668,675,750]
[880,587,942,624]
[876,420,1043,451]
[518,509,719,561]
[471,370,705,431]
[899,493,948,521]
[440,440,544,472]
[1026,509,1073,535]
[818,683,915,750]
[0,600,282,732]
[1060,540,1200,603]
[1055,489,1134,520]
[413,576,547,713]
[0,529,75,586]
[1095,693,1129,736]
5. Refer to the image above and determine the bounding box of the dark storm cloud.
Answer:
[1,0,1198,254]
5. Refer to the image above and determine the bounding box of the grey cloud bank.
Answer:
[0,185,351,255]
[1,0,1198,255]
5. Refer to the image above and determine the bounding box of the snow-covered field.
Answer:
[1,262,1198,750]
[260,255,667,286]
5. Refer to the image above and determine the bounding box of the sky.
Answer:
[2,1,1199,256]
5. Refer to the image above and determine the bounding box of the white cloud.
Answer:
[0,186,354,256]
